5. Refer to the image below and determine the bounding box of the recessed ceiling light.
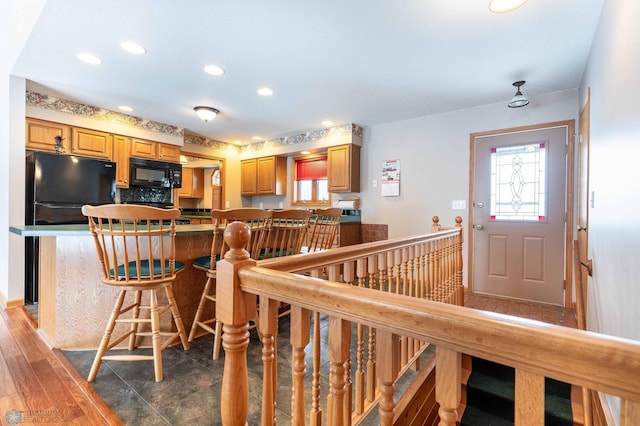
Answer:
[204,64,225,76]
[321,120,333,126]
[77,52,102,65]
[118,105,133,112]
[120,41,146,55]
[252,136,262,141]
[232,140,243,145]
[489,0,528,13]
[301,151,311,155]
[257,87,274,96]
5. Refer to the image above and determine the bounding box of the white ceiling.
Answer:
[13,0,604,144]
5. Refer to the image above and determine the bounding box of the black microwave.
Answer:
[129,157,182,188]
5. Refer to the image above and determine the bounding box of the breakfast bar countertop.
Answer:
[10,223,216,237]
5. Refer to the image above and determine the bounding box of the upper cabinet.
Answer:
[70,127,112,160]
[131,138,180,163]
[130,138,157,159]
[241,156,287,196]
[178,168,204,198]
[157,143,181,163]
[25,118,69,153]
[328,144,360,192]
[112,135,131,188]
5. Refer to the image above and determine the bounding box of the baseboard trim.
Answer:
[0,292,24,309]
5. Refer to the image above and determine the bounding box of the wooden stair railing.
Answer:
[216,220,640,426]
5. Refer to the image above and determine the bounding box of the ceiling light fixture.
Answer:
[76,52,102,65]
[508,81,529,108]
[489,0,528,13]
[204,65,225,76]
[118,105,133,112]
[257,87,274,96]
[321,120,333,126]
[120,41,146,55]
[194,106,219,123]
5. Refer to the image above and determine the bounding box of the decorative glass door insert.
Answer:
[490,142,547,221]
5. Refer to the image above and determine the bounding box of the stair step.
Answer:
[460,405,514,426]
[461,357,574,425]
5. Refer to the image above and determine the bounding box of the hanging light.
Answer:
[194,106,219,123]
[508,81,529,108]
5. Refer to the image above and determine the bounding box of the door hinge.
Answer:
[563,279,566,290]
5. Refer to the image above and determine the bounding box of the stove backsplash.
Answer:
[119,187,172,205]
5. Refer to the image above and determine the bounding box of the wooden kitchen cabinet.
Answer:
[157,143,181,163]
[70,127,112,160]
[131,138,180,163]
[178,168,204,198]
[112,135,130,188]
[328,144,360,192]
[241,156,287,196]
[25,118,69,153]
[241,159,258,195]
[130,138,157,159]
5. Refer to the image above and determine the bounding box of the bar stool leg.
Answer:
[88,290,127,382]
[128,290,142,351]
[188,276,214,342]
[165,285,190,350]
[150,289,163,382]
[213,320,223,360]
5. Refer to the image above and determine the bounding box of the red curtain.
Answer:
[296,157,327,180]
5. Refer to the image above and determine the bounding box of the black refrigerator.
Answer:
[25,152,116,303]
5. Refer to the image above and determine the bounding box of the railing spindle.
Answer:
[260,296,279,426]
[436,346,460,426]
[290,306,311,425]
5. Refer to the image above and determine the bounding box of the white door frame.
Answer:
[468,120,576,308]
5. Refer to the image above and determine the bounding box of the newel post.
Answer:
[216,222,256,426]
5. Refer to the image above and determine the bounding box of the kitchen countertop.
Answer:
[9,223,216,237]
[10,214,361,237]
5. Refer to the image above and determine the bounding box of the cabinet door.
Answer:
[131,138,157,159]
[328,144,360,192]
[191,168,205,198]
[25,118,69,153]
[241,159,257,195]
[113,135,130,188]
[257,156,287,195]
[178,168,194,196]
[71,127,112,160]
[157,143,181,163]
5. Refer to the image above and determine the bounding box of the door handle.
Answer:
[475,224,484,230]
[580,258,593,276]
[577,225,587,232]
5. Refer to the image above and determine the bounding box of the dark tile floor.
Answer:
[61,294,576,425]
[63,313,414,425]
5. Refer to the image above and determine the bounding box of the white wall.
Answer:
[580,0,640,421]
[361,90,579,239]
[1,1,46,306]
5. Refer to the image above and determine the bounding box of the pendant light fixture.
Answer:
[194,106,219,123]
[508,81,529,108]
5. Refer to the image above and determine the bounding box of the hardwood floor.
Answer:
[0,293,577,425]
[0,306,122,425]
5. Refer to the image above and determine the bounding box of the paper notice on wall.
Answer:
[381,159,400,197]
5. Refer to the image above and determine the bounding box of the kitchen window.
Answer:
[293,156,329,206]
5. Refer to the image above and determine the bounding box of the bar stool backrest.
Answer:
[307,207,342,252]
[82,204,181,287]
[208,208,273,268]
[262,209,312,259]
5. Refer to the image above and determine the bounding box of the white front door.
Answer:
[472,126,568,305]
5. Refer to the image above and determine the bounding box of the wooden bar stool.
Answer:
[306,207,342,252]
[261,209,312,259]
[82,204,190,383]
[189,208,272,359]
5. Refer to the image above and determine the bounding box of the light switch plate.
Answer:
[452,200,466,210]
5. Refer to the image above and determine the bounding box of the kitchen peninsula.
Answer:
[10,223,217,349]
